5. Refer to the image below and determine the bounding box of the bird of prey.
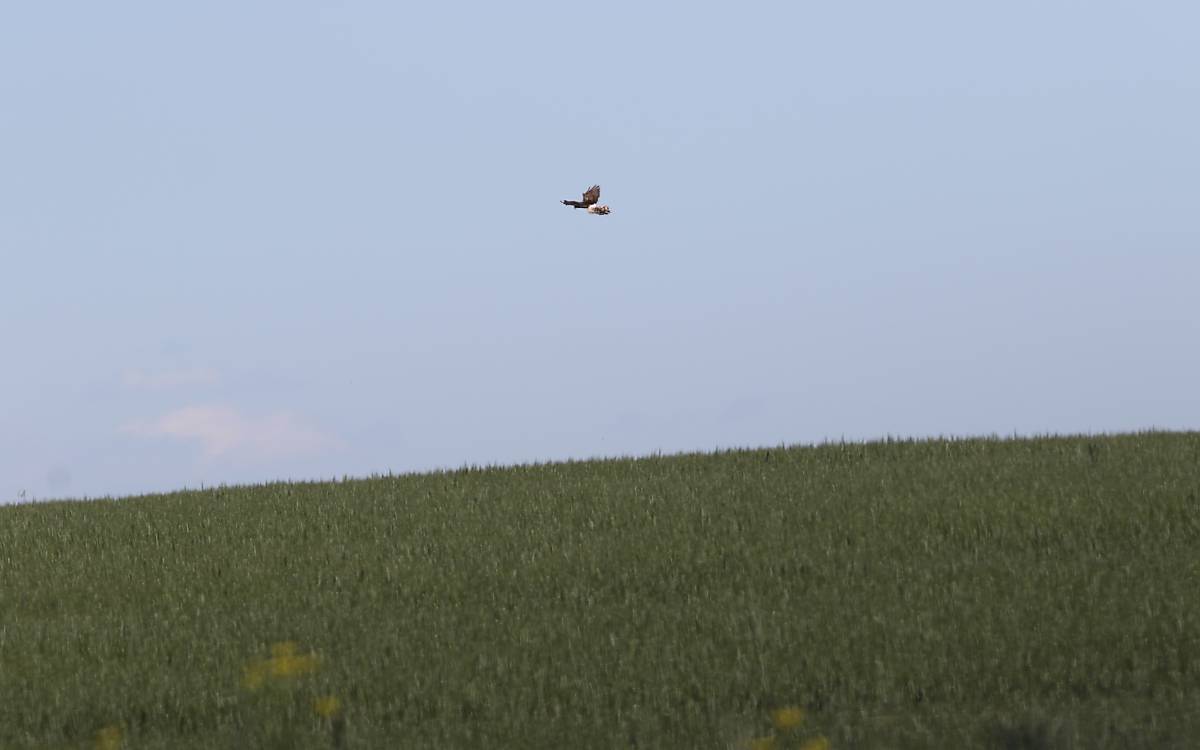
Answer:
[561,185,611,215]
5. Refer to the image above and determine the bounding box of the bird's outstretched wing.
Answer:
[562,185,602,208]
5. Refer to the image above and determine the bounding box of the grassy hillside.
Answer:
[2,432,1199,749]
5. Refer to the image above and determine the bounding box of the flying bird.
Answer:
[561,185,611,215]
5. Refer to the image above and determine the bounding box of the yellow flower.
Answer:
[269,640,319,677]
[270,650,320,678]
[241,642,320,691]
[241,659,269,690]
[94,725,123,750]
[799,736,831,750]
[770,706,806,732]
[313,695,342,718]
[742,736,776,750]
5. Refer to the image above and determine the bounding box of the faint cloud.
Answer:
[122,405,338,460]
[121,367,220,389]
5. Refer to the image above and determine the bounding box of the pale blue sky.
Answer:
[3,2,1198,502]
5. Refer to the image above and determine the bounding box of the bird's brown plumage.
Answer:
[562,185,601,209]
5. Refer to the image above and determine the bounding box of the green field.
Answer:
[2,432,1199,748]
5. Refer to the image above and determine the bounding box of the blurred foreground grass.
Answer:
[2,432,1198,748]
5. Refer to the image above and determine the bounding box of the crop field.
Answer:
[2,432,1199,748]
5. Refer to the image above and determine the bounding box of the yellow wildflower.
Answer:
[241,642,320,691]
[770,706,806,732]
[270,650,320,678]
[799,736,831,750]
[313,695,343,718]
[94,725,123,750]
[241,659,269,690]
